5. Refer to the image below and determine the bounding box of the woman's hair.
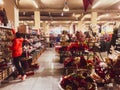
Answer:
[113,28,118,34]
[15,32,22,38]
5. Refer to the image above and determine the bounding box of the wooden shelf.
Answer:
[0,27,13,83]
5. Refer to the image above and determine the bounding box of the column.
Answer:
[42,21,47,33]
[34,11,40,29]
[91,12,97,25]
[69,23,73,34]
[3,0,19,30]
[46,23,50,35]
[91,12,98,32]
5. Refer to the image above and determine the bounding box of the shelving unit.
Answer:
[0,26,14,83]
[18,25,47,64]
[20,33,46,72]
[116,28,120,51]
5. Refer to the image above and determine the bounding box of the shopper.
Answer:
[9,31,26,81]
[108,27,119,53]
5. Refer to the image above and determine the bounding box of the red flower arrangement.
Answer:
[75,31,85,42]
[60,72,96,90]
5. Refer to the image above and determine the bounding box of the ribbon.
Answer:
[83,0,94,11]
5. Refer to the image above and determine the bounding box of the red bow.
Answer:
[83,0,94,11]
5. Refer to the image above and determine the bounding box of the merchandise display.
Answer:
[20,33,46,72]
[57,29,120,90]
[0,27,13,83]
[0,0,120,90]
[0,27,47,80]
[59,70,97,90]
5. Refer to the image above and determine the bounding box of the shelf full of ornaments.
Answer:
[58,39,120,90]
[0,27,14,83]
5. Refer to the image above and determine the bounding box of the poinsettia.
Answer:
[60,72,96,90]
[64,57,74,67]
[75,31,85,42]
[79,56,87,68]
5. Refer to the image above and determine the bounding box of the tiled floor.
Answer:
[0,48,120,90]
[0,48,63,90]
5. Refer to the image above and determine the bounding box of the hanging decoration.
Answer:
[83,0,94,11]
[88,0,94,5]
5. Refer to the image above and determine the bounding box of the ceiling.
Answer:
[14,0,120,25]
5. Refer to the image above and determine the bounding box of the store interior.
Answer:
[0,0,120,90]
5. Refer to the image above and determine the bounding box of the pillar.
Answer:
[34,11,40,29]
[69,23,73,34]
[42,21,47,34]
[3,0,19,30]
[91,12,98,25]
[91,12,98,32]
[46,23,50,35]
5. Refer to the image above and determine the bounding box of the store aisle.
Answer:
[0,48,64,90]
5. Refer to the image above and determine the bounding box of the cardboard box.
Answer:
[18,25,29,33]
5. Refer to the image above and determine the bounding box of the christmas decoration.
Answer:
[83,0,94,11]
[60,72,96,90]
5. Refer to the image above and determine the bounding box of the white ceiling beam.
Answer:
[19,8,120,13]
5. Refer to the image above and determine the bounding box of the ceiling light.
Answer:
[92,2,100,9]
[0,0,4,4]
[119,6,120,9]
[63,0,69,12]
[61,12,64,16]
[23,12,25,15]
[32,0,38,8]
[72,13,75,17]
[45,21,48,23]
[75,14,81,18]
[105,14,109,17]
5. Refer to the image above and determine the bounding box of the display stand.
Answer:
[18,25,47,71]
[0,26,14,84]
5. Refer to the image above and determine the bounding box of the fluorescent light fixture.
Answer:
[32,0,38,8]
[0,0,4,4]
[92,2,100,9]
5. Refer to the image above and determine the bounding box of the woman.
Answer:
[9,32,26,81]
